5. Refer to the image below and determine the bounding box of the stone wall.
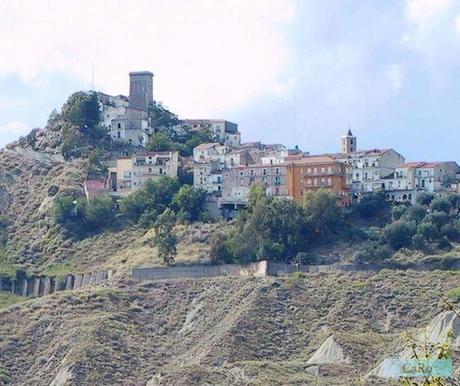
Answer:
[0,270,113,298]
[133,261,267,281]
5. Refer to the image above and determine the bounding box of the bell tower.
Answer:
[342,129,356,154]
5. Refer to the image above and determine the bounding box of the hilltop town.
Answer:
[80,71,460,220]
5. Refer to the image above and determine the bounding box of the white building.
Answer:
[108,151,179,197]
[330,148,405,198]
[98,71,154,147]
[181,119,241,148]
[383,161,460,203]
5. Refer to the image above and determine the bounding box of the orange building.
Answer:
[287,156,350,206]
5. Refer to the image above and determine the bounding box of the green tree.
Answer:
[425,211,450,230]
[353,191,388,219]
[121,177,180,226]
[248,183,267,209]
[84,196,115,229]
[153,209,177,265]
[209,233,233,264]
[172,185,207,222]
[430,198,452,214]
[416,192,435,206]
[403,204,427,225]
[62,92,100,131]
[383,220,416,249]
[303,189,341,237]
[417,222,439,242]
[146,132,176,152]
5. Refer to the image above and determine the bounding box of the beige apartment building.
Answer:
[108,151,179,197]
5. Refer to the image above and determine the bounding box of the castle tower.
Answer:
[342,129,356,154]
[129,71,154,111]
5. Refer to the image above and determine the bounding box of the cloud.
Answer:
[403,0,460,84]
[0,121,31,147]
[0,0,294,117]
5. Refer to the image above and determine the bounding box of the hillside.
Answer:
[0,270,459,385]
[0,145,220,278]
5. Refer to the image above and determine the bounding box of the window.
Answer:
[117,123,121,129]
[321,167,326,173]
[123,171,132,179]
[307,168,312,174]
[263,168,267,176]
[275,187,279,195]
[159,168,163,174]
[307,178,312,185]
[327,177,332,185]
[250,169,254,176]
[275,168,280,175]
[117,131,121,139]
[327,166,332,173]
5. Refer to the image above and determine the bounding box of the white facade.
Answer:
[383,162,460,203]
[182,119,241,148]
[108,151,179,197]
[331,149,405,196]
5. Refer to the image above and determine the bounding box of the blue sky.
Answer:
[1,0,460,162]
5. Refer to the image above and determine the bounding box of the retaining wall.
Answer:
[0,269,113,298]
[133,261,267,281]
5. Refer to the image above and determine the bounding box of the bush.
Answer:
[121,177,180,226]
[416,192,435,206]
[353,191,388,219]
[417,222,439,242]
[172,185,207,223]
[440,223,460,242]
[209,233,233,264]
[383,220,416,250]
[403,204,427,224]
[430,198,452,214]
[352,241,392,263]
[437,236,453,251]
[84,196,115,229]
[412,233,427,251]
[425,211,450,229]
[391,205,407,221]
[303,189,342,237]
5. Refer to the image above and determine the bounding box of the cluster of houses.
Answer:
[85,71,460,219]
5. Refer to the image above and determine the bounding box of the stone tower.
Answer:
[342,129,357,154]
[129,71,154,111]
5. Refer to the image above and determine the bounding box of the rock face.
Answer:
[425,311,460,350]
[306,336,349,365]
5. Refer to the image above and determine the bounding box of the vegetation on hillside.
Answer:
[211,186,460,265]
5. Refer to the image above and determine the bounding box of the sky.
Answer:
[1,0,460,161]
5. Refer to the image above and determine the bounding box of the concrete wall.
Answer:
[133,261,267,281]
[0,270,113,298]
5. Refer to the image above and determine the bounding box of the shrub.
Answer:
[417,222,439,242]
[152,209,177,265]
[353,191,388,219]
[430,198,452,214]
[303,189,342,237]
[391,205,407,221]
[84,196,115,229]
[121,177,180,225]
[383,220,416,250]
[416,192,435,206]
[440,223,460,242]
[425,211,450,229]
[209,233,233,264]
[437,236,453,251]
[403,204,427,224]
[172,185,207,222]
[412,233,427,251]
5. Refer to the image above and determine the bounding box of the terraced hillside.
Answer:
[0,270,459,385]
